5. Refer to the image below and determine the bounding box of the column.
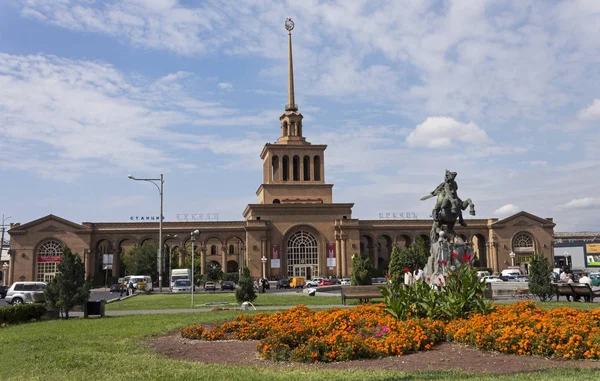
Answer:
[299,155,304,181]
[335,237,342,278]
[179,247,185,267]
[373,244,379,270]
[221,245,227,273]
[320,155,325,182]
[112,247,120,277]
[341,236,347,277]
[200,246,207,275]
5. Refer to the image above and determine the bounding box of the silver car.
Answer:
[172,279,192,293]
[5,282,47,305]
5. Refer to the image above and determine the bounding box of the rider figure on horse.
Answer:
[429,170,467,227]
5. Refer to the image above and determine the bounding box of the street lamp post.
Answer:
[2,262,8,286]
[261,255,267,279]
[509,251,516,267]
[564,251,570,269]
[128,174,164,292]
[191,230,200,308]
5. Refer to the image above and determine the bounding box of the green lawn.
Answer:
[106,292,350,311]
[1,311,599,381]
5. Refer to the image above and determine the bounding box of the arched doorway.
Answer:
[376,235,393,274]
[513,232,534,274]
[396,234,412,248]
[227,260,238,273]
[36,239,63,282]
[472,234,487,267]
[286,230,319,279]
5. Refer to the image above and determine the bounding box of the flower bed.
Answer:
[447,301,600,359]
[181,302,600,363]
[182,304,445,363]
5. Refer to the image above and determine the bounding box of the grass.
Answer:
[106,292,349,311]
[1,311,600,381]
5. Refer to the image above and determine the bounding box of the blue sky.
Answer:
[1,0,600,232]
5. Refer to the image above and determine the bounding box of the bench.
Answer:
[340,285,383,305]
[554,283,576,301]
[571,283,600,302]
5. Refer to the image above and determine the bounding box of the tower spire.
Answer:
[285,17,297,111]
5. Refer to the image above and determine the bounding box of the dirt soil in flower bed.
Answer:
[149,333,600,374]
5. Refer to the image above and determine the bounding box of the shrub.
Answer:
[381,264,494,321]
[350,254,373,285]
[528,254,555,302]
[0,304,46,326]
[235,266,256,303]
[45,246,91,319]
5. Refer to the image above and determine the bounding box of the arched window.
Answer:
[37,240,63,282]
[228,245,234,255]
[303,156,310,181]
[272,155,279,182]
[273,199,281,204]
[293,155,300,181]
[287,230,319,278]
[210,245,217,255]
[313,155,321,181]
[282,156,289,181]
[513,233,533,253]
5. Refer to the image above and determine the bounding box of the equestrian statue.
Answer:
[421,170,475,243]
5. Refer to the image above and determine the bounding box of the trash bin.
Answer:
[484,283,493,300]
[84,300,106,318]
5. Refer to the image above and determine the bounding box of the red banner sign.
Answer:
[327,243,336,258]
[271,244,280,259]
[38,256,61,263]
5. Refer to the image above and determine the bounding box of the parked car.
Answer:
[340,278,351,285]
[371,277,387,285]
[204,281,216,291]
[5,281,47,305]
[481,275,503,283]
[172,279,192,293]
[276,278,290,289]
[221,281,236,291]
[590,272,600,286]
[0,285,8,298]
[317,279,335,287]
[289,277,305,289]
[305,277,323,287]
[330,278,342,285]
[109,284,121,293]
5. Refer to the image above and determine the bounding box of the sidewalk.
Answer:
[69,303,352,317]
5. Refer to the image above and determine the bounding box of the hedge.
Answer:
[0,304,46,326]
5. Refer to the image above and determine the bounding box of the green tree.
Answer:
[235,266,256,303]
[398,238,429,274]
[528,254,555,302]
[351,254,373,285]
[388,246,404,285]
[122,242,159,281]
[44,246,91,319]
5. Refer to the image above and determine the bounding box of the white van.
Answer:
[170,268,192,288]
[501,269,522,277]
[129,275,153,292]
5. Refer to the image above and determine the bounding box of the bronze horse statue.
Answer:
[421,170,475,242]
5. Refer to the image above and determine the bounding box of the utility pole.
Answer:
[0,214,11,253]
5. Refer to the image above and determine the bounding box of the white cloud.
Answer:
[528,160,547,167]
[0,53,271,179]
[494,204,520,216]
[560,197,600,210]
[218,82,233,91]
[556,142,575,151]
[578,99,600,120]
[406,117,490,148]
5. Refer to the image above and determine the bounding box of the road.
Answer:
[0,289,120,307]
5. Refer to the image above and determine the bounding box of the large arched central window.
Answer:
[37,240,63,282]
[513,233,533,253]
[286,230,318,277]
